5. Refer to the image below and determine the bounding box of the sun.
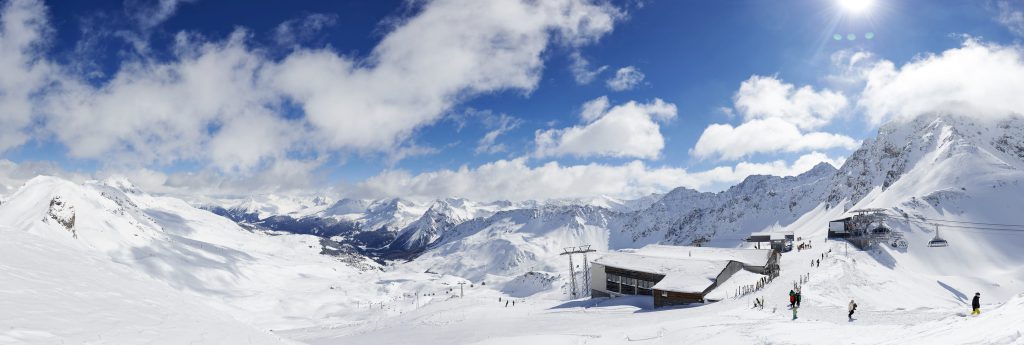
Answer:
[837,0,875,14]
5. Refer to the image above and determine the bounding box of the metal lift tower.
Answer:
[561,245,597,298]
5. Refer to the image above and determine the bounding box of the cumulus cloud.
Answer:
[0,0,53,153]
[353,152,845,201]
[693,75,856,160]
[734,75,848,130]
[535,96,677,159]
[692,118,859,160]
[568,51,607,84]
[859,38,1024,124]
[0,0,623,178]
[267,0,621,154]
[606,65,644,91]
[688,152,844,187]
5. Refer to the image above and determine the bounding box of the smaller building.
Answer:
[746,231,793,253]
[828,217,853,238]
[591,245,778,307]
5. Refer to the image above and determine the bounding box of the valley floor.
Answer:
[280,240,1024,345]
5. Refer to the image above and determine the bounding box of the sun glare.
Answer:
[838,0,875,14]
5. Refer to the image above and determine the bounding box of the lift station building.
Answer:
[590,245,778,307]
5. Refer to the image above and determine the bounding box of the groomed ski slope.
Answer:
[283,210,1024,345]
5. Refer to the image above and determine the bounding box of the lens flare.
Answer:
[838,0,875,14]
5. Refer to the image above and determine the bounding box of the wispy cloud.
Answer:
[606,65,645,91]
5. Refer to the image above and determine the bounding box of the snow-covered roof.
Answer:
[620,245,773,268]
[703,268,766,301]
[594,252,731,294]
[649,260,732,293]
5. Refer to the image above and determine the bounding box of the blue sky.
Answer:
[1,0,1024,200]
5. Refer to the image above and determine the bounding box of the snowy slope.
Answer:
[4,114,1024,344]
[0,225,288,344]
[0,176,464,335]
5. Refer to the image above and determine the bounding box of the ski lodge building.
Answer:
[590,245,779,307]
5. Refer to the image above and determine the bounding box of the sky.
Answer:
[2,0,1024,201]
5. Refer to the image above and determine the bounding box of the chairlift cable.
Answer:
[885,216,1024,233]
[881,212,1024,228]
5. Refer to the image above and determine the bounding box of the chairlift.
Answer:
[928,224,949,248]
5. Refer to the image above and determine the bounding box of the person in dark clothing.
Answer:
[817,259,820,267]
[505,301,509,307]
[848,300,857,320]
[972,292,981,315]
[795,291,802,307]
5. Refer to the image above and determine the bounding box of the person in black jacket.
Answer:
[971,292,981,315]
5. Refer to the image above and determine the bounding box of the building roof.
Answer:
[594,252,730,294]
[620,244,773,268]
[703,268,765,301]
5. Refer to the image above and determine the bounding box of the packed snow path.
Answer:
[283,231,1024,345]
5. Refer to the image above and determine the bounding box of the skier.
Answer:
[792,305,798,320]
[505,301,509,307]
[817,259,820,267]
[788,290,796,307]
[795,291,802,307]
[848,299,857,320]
[512,300,515,307]
[972,292,981,315]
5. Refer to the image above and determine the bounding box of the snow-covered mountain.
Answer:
[385,198,517,257]
[4,114,1024,344]
[395,114,1024,303]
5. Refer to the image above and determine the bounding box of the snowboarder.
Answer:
[972,292,981,315]
[788,290,796,307]
[795,291,802,307]
[848,299,857,320]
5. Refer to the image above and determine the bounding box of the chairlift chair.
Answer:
[928,224,949,247]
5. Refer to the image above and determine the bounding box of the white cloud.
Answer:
[0,0,623,178]
[273,13,338,46]
[693,75,856,161]
[476,113,522,155]
[568,51,608,84]
[734,75,848,130]
[860,39,1024,125]
[692,118,859,160]
[535,97,677,159]
[353,152,845,201]
[994,0,1024,36]
[43,30,294,171]
[606,65,645,91]
[268,0,622,153]
[126,0,196,31]
[0,0,54,153]
[689,152,845,187]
